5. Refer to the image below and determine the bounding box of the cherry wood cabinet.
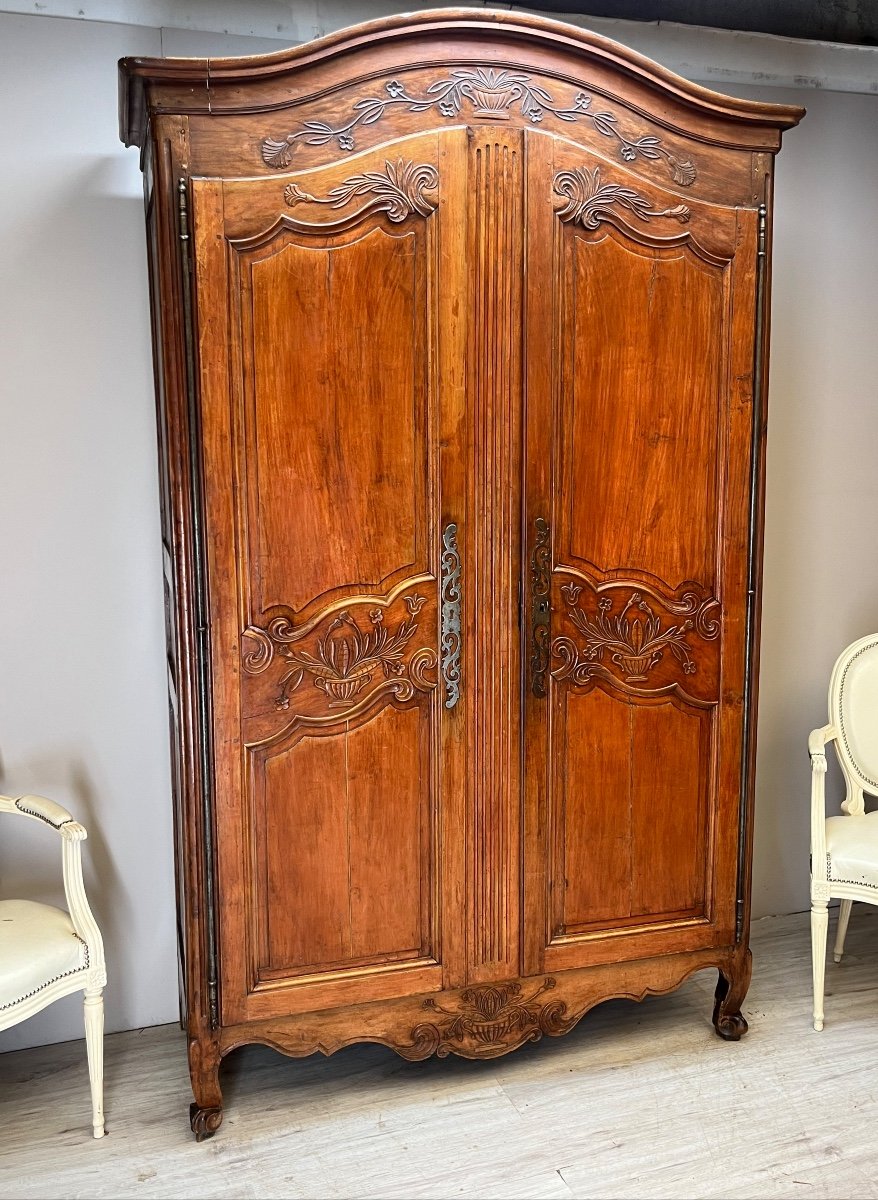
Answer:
[119,10,802,1139]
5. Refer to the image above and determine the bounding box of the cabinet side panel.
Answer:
[145,184,188,1015]
[145,117,221,1043]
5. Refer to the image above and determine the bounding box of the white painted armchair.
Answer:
[0,794,107,1137]
[810,633,878,1032]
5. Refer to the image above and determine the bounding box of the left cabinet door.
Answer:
[189,131,468,1024]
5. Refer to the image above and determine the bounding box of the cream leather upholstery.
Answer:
[825,811,878,892]
[0,794,106,1137]
[0,900,88,1011]
[810,634,878,1032]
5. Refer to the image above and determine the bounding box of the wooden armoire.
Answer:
[119,10,803,1138]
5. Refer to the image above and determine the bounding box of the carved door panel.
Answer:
[522,132,758,974]
[191,131,469,1023]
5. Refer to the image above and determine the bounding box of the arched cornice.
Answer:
[119,7,803,149]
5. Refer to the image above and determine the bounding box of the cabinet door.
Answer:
[191,131,468,1024]
[522,132,758,974]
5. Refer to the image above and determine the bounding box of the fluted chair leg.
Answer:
[834,899,853,963]
[811,901,829,1031]
[84,989,105,1138]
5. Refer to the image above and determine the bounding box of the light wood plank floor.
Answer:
[2,909,878,1200]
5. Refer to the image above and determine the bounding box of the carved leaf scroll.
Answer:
[284,158,438,223]
[262,69,696,185]
[554,166,690,230]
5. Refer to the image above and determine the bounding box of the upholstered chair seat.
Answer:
[825,811,878,892]
[0,900,89,1010]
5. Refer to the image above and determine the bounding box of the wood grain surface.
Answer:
[119,9,803,1135]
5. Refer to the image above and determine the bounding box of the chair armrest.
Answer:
[809,724,837,759]
[809,725,837,884]
[0,793,85,839]
[0,793,105,983]
[61,833,106,985]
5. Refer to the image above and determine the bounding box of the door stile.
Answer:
[436,131,470,991]
[189,178,249,1020]
[725,204,761,944]
[521,132,558,977]
[464,127,526,985]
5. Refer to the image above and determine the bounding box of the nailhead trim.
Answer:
[826,853,878,891]
[0,931,89,1013]
[13,798,74,830]
[837,639,878,792]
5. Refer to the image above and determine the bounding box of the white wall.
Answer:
[0,13,169,1052]
[1,6,876,1051]
[748,83,878,917]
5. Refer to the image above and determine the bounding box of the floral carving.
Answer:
[408,978,572,1058]
[554,166,690,230]
[553,583,720,689]
[261,70,696,185]
[283,158,438,223]
[242,593,435,712]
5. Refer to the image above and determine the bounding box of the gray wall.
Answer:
[1,5,876,1050]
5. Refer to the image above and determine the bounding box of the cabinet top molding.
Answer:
[118,7,804,151]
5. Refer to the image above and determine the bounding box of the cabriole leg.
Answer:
[834,899,852,963]
[712,948,752,1041]
[83,988,105,1138]
[812,899,829,1030]
[188,1036,223,1141]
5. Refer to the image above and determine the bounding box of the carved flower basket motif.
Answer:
[315,669,374,707]
[466,1014,531,1043]
[567,591,699,683]
[416,980,566,1051]
[616,652,660,682]
[263,596,428,711]
[469,84,521,117]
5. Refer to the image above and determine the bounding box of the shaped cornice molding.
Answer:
[119,7,804,148]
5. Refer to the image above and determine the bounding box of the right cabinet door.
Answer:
[522,131,759,975]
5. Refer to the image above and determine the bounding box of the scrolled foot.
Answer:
[188,1036,223,1142]
[713,1009,749,1041]
[712,951,752,1042]
[190,1103,223,1142]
